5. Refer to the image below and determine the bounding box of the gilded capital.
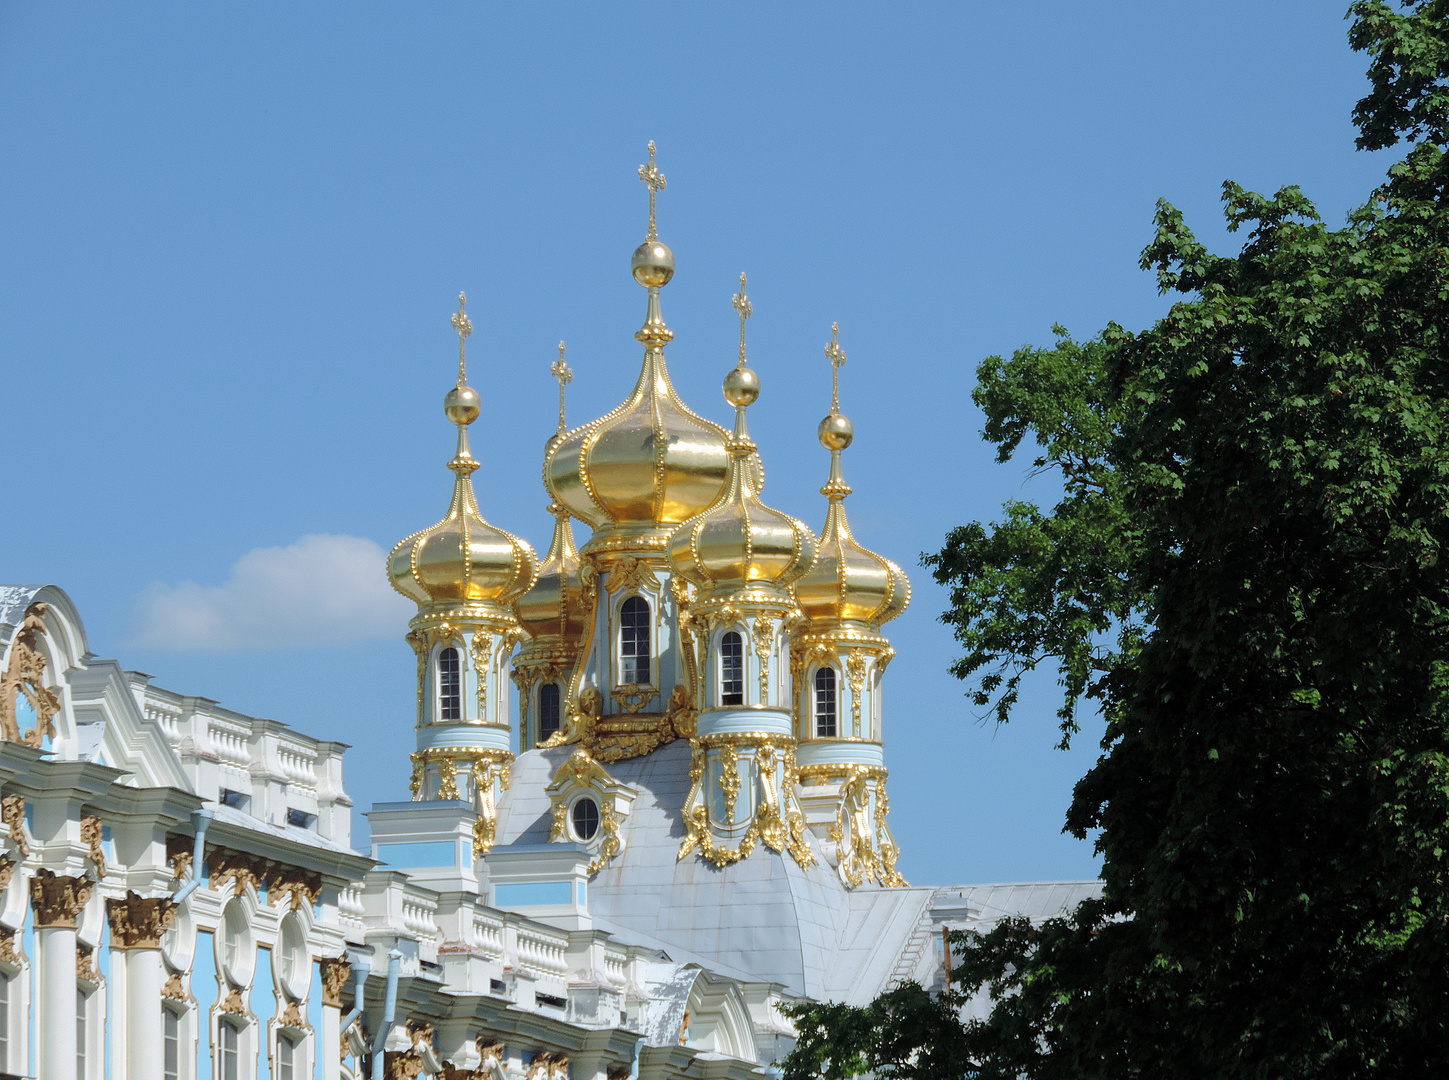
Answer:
[29,869,92,929]
[105,890,178,949]
[320,956,351,1008]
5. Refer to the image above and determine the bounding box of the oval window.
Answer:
[571,797,600,841]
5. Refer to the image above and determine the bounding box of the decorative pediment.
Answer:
[545,749,635,875]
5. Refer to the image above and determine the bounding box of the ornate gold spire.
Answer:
[794,323,909,628]
[638,139,666,243]
[546,143,748,550]
[551,341,572,438]
[667,286,814,597]
[388,292,538,608]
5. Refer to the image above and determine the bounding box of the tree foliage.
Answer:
[784,3,1449,1077]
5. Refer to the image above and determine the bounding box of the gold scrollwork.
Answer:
[610,683,658,715]
[846,650,868,734]
[827,765,905,888]
[754,615,776,701]
[604,556,660,596]
[676,736,816,870]
[471,631,493,723]
[80,815,105,881]
[0,604,60,747]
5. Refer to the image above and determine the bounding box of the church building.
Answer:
[0,144,1096,1079]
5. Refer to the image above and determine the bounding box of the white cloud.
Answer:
[132,534,413,652]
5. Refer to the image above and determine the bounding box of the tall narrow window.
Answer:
[278,1034,296,1080]
[815,667,837,737]
[620,597,651,685]
[76,988,86,1080]
[439,647,462,721]
[0,971,10,1070]
[539,683,562,741]
[220,1020,240,1080]
[163,1008,180,1080]
[720,632,744,706]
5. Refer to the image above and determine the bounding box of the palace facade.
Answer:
[0,144,1096,1079]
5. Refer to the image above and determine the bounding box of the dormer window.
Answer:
[620,597,651,685]
[539,683,562,741]
[815,667,837,737]
[720,632,744,706]
[439,647,462,721]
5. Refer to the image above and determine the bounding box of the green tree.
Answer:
[782,3,1449,1077]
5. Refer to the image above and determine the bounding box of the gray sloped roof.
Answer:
[494,740,853,999]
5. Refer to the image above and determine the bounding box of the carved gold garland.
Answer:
[754,615,776,700]
[471,631,493,723]
[677,736,815,869]
[1,796,28,858]
[846,650,868,734]
[0,603,60,747]
[80,815,105,881]
[827,765,907,888]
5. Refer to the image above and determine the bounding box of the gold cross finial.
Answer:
[451,291,473,385]
[825,322,847,413]
[550,340,573,435]
[638,140,666,242]
[732,272,753,367]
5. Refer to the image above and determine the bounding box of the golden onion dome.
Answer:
[667,282,816,597]
[545,142,761,551]
[389,294,539,611]
[793,326,910,628]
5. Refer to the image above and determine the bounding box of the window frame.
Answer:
[538,682,562,743]
[719,631,745,707]
[814,666,838,738]
[570,796,601,842]
[163,1004,183,1080]
[217,1017,242,1080]
[437,645,463,722]
[617,595,653,688]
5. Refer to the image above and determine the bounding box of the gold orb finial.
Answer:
[632,141,676,288]
[723,273,760,410]
[444,291,481,427]
[819,322,852,451]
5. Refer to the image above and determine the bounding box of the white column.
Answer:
[126,949,166,1078]
[31,872,91,1080]
[38,925,78,1078]
[320,1003,341,1080]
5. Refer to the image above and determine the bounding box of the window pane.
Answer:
[815,667,837,737]
[539,683,561,740]
[720,632,744,706]
[0,972,9,1069]
[279,1035,294,1080]
[222,1021,239,1080]
[572,798,600,840]
[76,989,85,1080]
[620,598,651,685]
[164,1009,179,1080]
[439,647,462,721]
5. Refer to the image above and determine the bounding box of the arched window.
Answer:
[720,632,744,706]
[439,647,462,721]
[539,683,562,741]
[815,667,837,737]
[620,597,651,685]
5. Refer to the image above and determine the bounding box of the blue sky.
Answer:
[0,3,1391,883]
